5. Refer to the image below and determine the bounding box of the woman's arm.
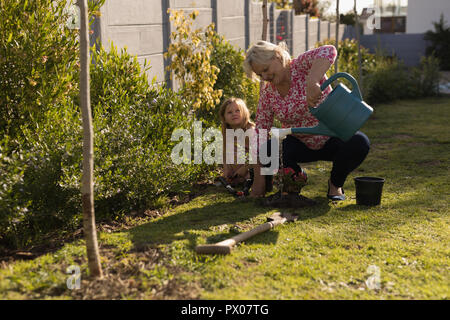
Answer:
[306,58,333,107]
[250,86,274,197]
[295,45,337,107]
[254,85,275,142]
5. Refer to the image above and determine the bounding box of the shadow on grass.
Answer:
[127,191,331,251]
[334,204,377,212]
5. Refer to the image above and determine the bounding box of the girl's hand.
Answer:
[234,165,248,178]
[223,165,233,180]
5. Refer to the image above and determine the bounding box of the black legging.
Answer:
[264,132,370,188]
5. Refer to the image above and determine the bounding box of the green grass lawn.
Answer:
[0,97,449,300]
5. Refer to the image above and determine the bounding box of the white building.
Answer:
[406,0,450,33]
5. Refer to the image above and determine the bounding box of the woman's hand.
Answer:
[249,164,266,197]
[306,80,322,107]
[306,58,332,107]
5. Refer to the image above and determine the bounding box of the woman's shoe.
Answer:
[327,180,346,201]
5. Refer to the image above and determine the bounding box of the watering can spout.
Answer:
[271,125,337,140]
[291,123,337,138]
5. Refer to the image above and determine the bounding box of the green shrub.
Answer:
[410,55,441,97]
[318,38,441,105]
[0,0,213,249]
[0,40,213,249]
[0,0,103,249]
[0,0,104,138]
[192,33,260,126]
[424,14,450,70]
[0,136,30,249]
[364,54,441,105]
[364,59,415,104]
[164,9,222,112]
[210,33,259,123]
[91,44,210,217]
[0,98,83,249]
[318,38,378,86]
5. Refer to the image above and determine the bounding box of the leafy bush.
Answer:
[0,0,102,249]
[0,97,83,249]
[0,1,261,251]
[317,38,378,87]
[318,39,441,105]
[91,44,210,217]
[364,59,414,104]
[410,55,441,97]
[207,33,259,124]
[365,54,441,104]
[0,2,213,249]
[0,137,30,248]
[0,0,104,138]
[0,40,215,249]
[424,14,450,70]
[164,9,222,111]
[164,10,259,126]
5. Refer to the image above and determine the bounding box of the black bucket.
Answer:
[354,177,385,206]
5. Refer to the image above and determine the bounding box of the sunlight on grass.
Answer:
[0,97,448,299]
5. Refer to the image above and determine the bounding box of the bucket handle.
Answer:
[320,72,362,100]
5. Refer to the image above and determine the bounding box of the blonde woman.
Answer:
[219,97,255,186]
[244,41,370,200]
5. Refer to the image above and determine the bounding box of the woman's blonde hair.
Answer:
[219,98,254,134]
[243,40,291,81]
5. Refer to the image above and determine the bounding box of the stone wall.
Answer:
[94,0,351,85]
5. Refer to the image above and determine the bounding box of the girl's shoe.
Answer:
[295,167,308,184]
[327,180,346,201]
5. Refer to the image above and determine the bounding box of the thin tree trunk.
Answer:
[335,0,339,74]
[262,0,268,41]
[354,0,362,92]
[78,0,103,279]
[293,0,301,15]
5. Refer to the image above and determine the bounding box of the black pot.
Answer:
[354,177,385,206]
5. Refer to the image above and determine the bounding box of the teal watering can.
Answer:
[272,72,373,142]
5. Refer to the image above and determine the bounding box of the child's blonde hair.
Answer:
[219,97,254,133]
[219,98,255,166]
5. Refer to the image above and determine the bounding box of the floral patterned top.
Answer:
[255,45,337,150]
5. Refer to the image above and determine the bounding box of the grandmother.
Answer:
[244,41,370,200]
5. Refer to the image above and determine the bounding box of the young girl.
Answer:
[218,98,255,186]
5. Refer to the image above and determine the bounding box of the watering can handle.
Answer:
[320,72,362,100]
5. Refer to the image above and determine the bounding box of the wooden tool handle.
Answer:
[195,217,286,255]
[195,243,234,255]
